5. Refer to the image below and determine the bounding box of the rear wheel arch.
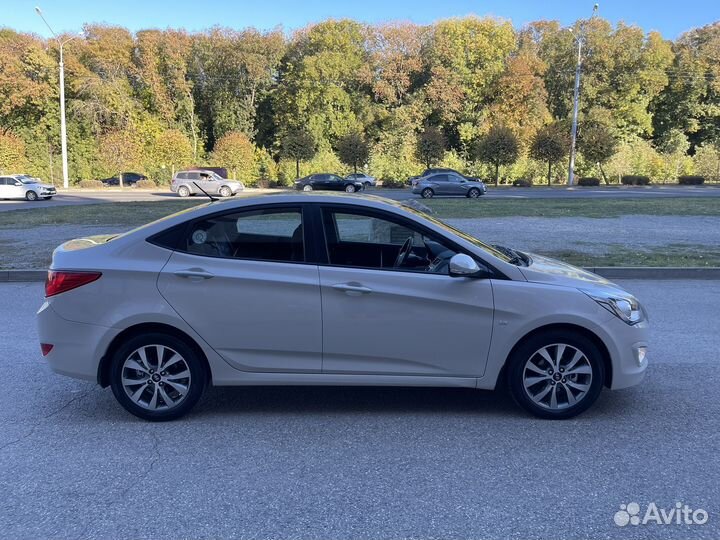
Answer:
[98,323,211,388]
[499,323,612,389]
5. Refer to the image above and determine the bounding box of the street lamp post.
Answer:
[567,4,599,186]
[35,7,81,189]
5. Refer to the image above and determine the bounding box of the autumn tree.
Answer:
[0,132,27,173]
[152,129,194,181]
[415,127,446,168]
[211,131,256,181]
[281,128,316,178]
[336,132,370,174]
[531,123,570,185]
[578,123,618,183]
[98,130,142,187]
[472,126,519,186]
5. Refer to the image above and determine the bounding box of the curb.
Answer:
[2,267,720,283]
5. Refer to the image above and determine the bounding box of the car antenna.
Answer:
[192,181,218,202]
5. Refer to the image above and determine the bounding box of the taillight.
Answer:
[40,343,54,356]
[45,270,102,297]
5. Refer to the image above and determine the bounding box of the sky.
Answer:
[1,0,718,39]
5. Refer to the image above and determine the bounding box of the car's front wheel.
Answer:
[467,188,481,198]
[345,184,356,193]
[421,188,434,199]
[507,330,605,419]
[25,190,38,201]
[177,186,190,197]
[109,333,207,421]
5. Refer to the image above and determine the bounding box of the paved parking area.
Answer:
[1,280,718,539]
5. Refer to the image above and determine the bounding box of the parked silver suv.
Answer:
[0,174,56,201]
[171,170,244,197]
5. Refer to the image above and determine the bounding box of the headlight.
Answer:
[582,289,646,325]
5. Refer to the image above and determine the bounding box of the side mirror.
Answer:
[14,182,23,186]
[449,253,481,277]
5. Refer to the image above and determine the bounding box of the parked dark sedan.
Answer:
[101,172,147,186]
[294,173,364,193]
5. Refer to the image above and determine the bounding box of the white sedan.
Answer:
[37,193,648,421]
[0,174,56,200]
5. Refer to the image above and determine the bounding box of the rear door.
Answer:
[316,205,495,377]
[430,174,450,195]
[157,204,323,373]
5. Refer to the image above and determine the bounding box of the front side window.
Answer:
[322,208,458,274]
[181,207,304,262]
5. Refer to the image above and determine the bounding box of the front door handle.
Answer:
[332,283,372,296]
[174,268,215,280]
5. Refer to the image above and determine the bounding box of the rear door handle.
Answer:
[174,269,215,280]
[332,283,372,295]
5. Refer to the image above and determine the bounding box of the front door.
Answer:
[157,205,323,373]
[317,206,495,377]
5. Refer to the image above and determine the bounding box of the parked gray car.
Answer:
[346,173,376,187]
[412,172,487,199]
[171,170,244,197]
[0,174,56,201]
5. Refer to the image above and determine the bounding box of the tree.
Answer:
[336,132,370,173]
[578,123,618,184]
[211,131,256,180]
[281,128,316,178]
[472,126,519,186]
[415,126,446,169]
[0,132,26,173]
[98,130,142,187]
[531,123,570,185]
[152,129,194,181]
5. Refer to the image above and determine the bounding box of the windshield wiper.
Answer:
[492,244,529,266]
[192,181,218,202]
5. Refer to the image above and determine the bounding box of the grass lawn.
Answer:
[545,245,720,268]
[1,197,720,230]
[423,197,720,219]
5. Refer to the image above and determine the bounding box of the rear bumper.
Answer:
[36,300,115,382]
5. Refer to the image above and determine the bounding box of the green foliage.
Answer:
[98,130,143,186]
[211,131,256,183]
[415,126,447,168]
[472,126,520,185]
[693,144,720,182]
[578,123,618,182]
[280,128,316,178]
[530,123,570,185]
[336,132,370,173]
[78,179,103,188]
[621,175,651,185]
[0,132,27,173]
[678,175,704,185]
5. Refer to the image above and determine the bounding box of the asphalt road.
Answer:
[1,184,720,211]
[1,280,719,539]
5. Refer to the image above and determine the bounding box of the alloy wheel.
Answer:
[522,343,593,410]
[121,344,192,411]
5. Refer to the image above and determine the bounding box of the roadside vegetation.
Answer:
[1,19,719,187]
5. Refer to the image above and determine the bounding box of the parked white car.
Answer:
[37,193,648,421]
[0,174,56,201]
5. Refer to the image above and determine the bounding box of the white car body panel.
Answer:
[37,193,648,397]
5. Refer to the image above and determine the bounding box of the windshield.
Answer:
[19,177,38,184]
[398,203,513,263]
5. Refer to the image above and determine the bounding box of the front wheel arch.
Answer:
[499,323,612,391]
[98,322,211,388]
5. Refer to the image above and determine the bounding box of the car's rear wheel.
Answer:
[25,190,38,201]
[177,186,190,197]
[109,333,207,421]
[421,188,434,199]
[467,188,481,198]
[345,184,356,193]
[507,330,605,419]
[219,186,232,197]
[303,184,313,192]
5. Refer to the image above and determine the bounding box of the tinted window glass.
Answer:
[432,174,448,182]
[175,172,187,180]
[181,208,304,262]
[322,209,457,273]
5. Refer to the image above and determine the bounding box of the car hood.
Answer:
[518,253,622,291]
[25,182,55,189]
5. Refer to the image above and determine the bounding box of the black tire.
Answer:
[219,186,232,197]
[421,188,434,199]
[109,332,207,421]
[25,190,38,201]
[467,188,481,198]
[345,184,356,193]
[507,330,605,419]
[177,186,190,197]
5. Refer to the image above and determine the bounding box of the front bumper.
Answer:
[602,316,650,390]
[36,300,116,382]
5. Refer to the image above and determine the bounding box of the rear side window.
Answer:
[175,172,187,180]
[180,207,305,263]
